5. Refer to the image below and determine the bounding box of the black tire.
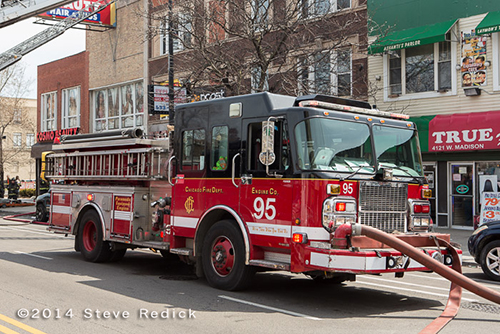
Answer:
[36,203,48,222]
[202,220,255,290]
[109,248,127,262]
[480,240,500,281]
[77,210,112,262]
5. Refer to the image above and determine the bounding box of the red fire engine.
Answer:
[43,93,460,290]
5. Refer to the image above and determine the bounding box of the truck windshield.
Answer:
[373,124,424,177]
[294,118,375,174]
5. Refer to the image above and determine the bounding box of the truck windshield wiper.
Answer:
[379,163,423,185]
[342,164,376,181]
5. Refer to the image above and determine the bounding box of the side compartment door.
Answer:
[239,119,293,254]
[50,190,72,231]
[111,194,133,241]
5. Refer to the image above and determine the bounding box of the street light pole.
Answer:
[168,0,174,126]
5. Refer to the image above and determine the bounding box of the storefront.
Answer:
[412,111,500,230]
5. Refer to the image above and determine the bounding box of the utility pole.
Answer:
[168,0,174,125]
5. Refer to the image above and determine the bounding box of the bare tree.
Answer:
[147,0,368,98]
[0,64,35,197]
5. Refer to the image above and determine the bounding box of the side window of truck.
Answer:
[181,129,206,171]
[247,122,290,172]
[211,126,228,171]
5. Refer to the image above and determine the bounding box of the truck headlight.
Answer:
[322,196,357,232]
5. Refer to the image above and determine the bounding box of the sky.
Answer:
[0,17,86,99]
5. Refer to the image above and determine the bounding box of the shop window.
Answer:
[41,91,57,131]
[182,129,206,171]
[386,39,454,99]
[62,87,80,129]
[211,126,228,171]
[92,81,144,132]
[297,49,352,96]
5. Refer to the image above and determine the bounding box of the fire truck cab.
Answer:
[45,93,457,291]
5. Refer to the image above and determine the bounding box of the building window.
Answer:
[252,0,269,31]
[92,81,144,132]
[62,87,80,129]
[337,49,352,96]
[298,49,352,96]
[251,67,269,93]
[160,13,192,55]
[13,133,22,148]
[181,129,205,171]
[26,133,35,148]
[41,91,57,131]
[208,0,226,43]
[13,109,21,123]
[211,126,228,171]
[300,0,351,18]
[387,40,452,97]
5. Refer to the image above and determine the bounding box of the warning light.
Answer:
[336,202,346,212]
[87,194,95,201]
[292,233,308,244]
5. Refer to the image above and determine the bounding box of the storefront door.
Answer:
[423,163,437,225]
[449,163,474,229]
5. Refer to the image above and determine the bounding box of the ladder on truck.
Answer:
[44,146,170,181]
[0,0,73,28]
[0,0,115,71]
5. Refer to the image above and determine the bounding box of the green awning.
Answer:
[476,11,500,35]
[369,19,457,54]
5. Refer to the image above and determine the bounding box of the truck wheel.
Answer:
[78,210,112,263]
[480,240,500,281]
[202,220,255,290]
[36,203,48,222]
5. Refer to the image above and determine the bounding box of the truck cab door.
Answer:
[239,118,293,251]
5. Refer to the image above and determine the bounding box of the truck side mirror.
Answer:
[259,121,276,166]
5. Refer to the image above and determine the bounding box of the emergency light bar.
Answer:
[298,100,410,120]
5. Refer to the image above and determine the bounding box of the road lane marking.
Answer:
[0,323,20,334]
[14,251,52,260]
[360,275,479,297]
[408,273,500,290]
[218,295,321,320]
[0,314,47,334]
[0,226,69,238]
[355,280,478,302]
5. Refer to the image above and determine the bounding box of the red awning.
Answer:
[428,111,500,152]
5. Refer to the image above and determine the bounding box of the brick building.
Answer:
[33,50,89,194]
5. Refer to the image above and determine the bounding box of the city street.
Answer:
[0,218,499,334]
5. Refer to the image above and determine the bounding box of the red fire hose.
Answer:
[334,224,500,333]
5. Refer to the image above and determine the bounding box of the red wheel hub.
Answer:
[82,220,97,252]
[211,236,235,277]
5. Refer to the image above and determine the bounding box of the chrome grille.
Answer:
[358,181,408,233]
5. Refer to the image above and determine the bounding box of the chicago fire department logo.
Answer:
[185,196,195,214]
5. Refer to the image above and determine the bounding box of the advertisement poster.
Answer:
[479,175,500,226]
[461,30,487,87]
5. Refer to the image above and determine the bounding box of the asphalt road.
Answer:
[0,219,499,334]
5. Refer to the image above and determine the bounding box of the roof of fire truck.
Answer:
[176,92,413,126]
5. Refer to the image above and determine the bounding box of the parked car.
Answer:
[35,191,50,222]
[468,221,500,281]
[0,198,10,208]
